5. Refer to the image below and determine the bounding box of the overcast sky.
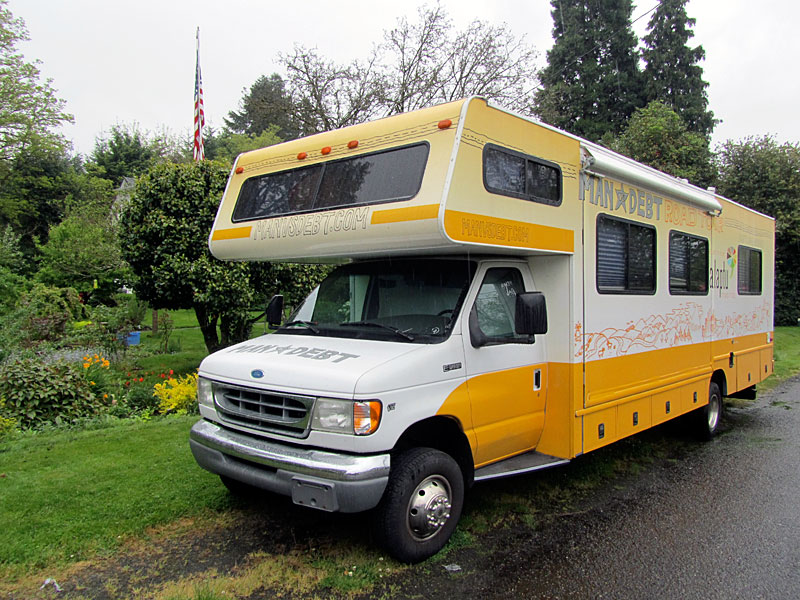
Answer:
[8,0,800,156]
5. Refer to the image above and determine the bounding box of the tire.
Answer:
[693,382,723,440]
[374,447,465,564]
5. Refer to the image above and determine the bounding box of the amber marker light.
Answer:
[297,152,308,160]
[354,400,382,435]
[235,166,244,174]
[347,140,359,149]
[321,146,332,155]
[438,119,452,129]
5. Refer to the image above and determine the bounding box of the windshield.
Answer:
[281,259,476,343]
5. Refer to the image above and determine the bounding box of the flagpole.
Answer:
[193,27,205,161]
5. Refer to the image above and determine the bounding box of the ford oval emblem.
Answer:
[251,369,264,379]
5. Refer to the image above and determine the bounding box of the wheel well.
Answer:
[393,416,475,488]
[711,369,727,397]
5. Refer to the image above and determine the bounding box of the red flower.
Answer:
[169,369,174,375]
[139,377,144,382]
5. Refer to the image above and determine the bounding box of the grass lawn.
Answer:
[0,416,229,575]
[769,326,800,389]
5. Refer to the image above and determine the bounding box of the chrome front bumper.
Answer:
[189,419,390,513]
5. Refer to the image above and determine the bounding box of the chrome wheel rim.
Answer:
[708,394,721,431]
[406,474,452,541]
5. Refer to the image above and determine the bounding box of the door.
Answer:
[461,263,547,467]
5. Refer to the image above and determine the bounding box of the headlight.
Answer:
[311,398,382,435]
[197,377,214,408]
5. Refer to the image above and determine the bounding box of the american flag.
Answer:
[193,27,205,161]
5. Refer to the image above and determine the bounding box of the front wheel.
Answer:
[374,448,465,563]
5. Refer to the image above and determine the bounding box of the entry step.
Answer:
[474,450,570,482]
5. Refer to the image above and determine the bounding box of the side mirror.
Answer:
[515,292,548,335]
[468,306,489,348]
[266,294,284,329]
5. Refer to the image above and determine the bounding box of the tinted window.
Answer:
[483,145,562,206]
[737,246,762,295]
[669,231,709,295]
[233,144,429,221]
[597,215,656,294]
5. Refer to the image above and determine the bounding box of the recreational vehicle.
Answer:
[190,97,774,562]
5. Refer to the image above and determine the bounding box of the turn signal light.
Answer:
[354,400,382,435]
[438,119,452,129]
[235,166,244,174]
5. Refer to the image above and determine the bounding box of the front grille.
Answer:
[213,383,314,437]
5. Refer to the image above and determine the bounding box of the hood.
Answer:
[199,333,420,397]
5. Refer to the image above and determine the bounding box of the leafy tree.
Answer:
[224,74,298,140]
[611,101,715,187]
[89,124,168,187]
[0,224,24,272]
[641,0,715,138]
[715,136,800,325]
[534,0,643,141]
[0,139,115,262]
[0,142,75,256]
[118,162,259,351]
[36,207,130,304]
[280,4,539,134]
[203,126,283,164]
[0,0,72,161]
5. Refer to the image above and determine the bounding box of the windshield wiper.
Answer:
[340,321,415,341]
[277,320,320,334]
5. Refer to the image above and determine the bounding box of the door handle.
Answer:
[534,369,542,391]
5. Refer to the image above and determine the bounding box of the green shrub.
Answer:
[17,284,85,344]
[0,358,101,428]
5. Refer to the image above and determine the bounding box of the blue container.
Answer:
[125,331,141,346]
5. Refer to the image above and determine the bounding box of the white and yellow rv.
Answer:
[190,97,774,562]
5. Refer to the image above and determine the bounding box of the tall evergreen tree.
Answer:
[534,0,643,141]
[224,74,298,140]
[641,0,715,138]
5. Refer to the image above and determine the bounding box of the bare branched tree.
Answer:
[279,3,539,132]
[280,46,385,135]
[439,20,539,112]
[383,3,450,114]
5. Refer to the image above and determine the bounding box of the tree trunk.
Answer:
[152,309,158,334]
[194,305,221,353]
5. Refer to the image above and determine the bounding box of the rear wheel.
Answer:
[374,448,464,563]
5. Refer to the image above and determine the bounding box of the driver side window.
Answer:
[472,268,531,344]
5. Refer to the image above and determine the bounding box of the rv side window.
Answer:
[737,246,762,295]
[596,215,656,295]
[483,145,562,206]
[232,143,429,221]
[669,231,709,295]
